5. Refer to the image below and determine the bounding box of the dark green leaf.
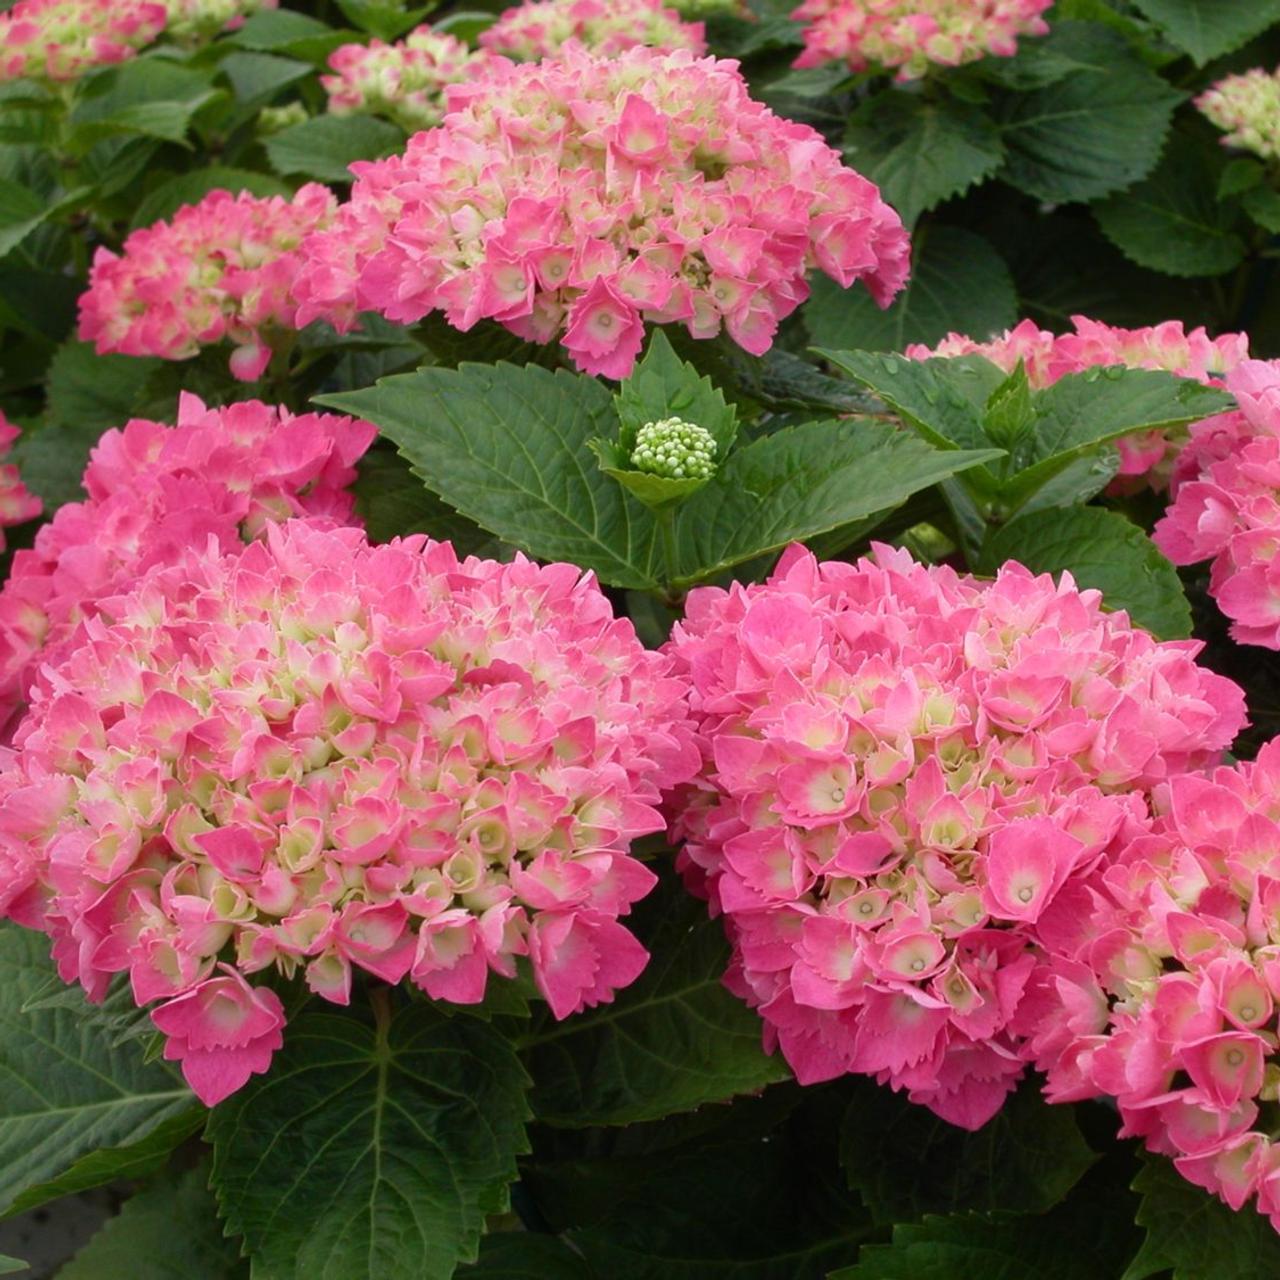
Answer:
[230,9,354,61]
[69,59,221,151]
[208,1002,531,1280]
[844,94,1004,227]
[1094,135,1247,277]
[218,51,314,110]
[839,1079,1096,1224]
[1123,1154,1280,1279]
[668,418,1002,586]
[318,363,662,590]
[264,113,404,182]
[59,1165,247,1280]
[0,923,193,1217]
[524,885,788,1128]
[1130,0,1280,64]
[1217,157,1264,199]
[1243,185,1280,234]
[337,0,436,41]
[0,180,48,259]
[805,227,1016,353]
[457,1233,593,1279]
[995,24,1182,203]
[0,1256,24,1275]
[978,505,1192,638]
[129,166,292,231]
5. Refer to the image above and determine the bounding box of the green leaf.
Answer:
[839,1079,1096,1225]
[218,51,314,110]
[59,1165,247,1280]
[667,419,1003,587]
[1123,1154,1280,1279]
[844,94,1004,227]
[1002,367,1233,508]
[5,1106,204,1217]
[264,114,404,182]
[337,0,436,41]
[1217,157,1264,200]
[318,363,662,590]
[978,505,1192,638]
[230,9,354,61]
[129,166,292,231]
[523,883,788,1128]
[457,1233,593,1279]
[1243,184,1280,234]
[1130,0,1280,64]
[69,59,221,151]
[208,1001,530,1280]
[614,330,738,456]
[805,227,1016,353]
[1094,134,1247,277]
[0,1256,24,1275]
[0,180,49,259]
[0,923,194,1217]
[994,23,1182,203]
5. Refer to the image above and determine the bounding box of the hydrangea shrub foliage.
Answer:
[3,2,1280,1278]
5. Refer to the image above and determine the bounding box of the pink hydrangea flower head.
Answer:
[1197,67,1280,163]
[0,413,42,555]
[0,393,375,738]
[0,521,698,1104]
[322,27,498,133]
[790,0,1051,80]
[479,0,706,61]
[1025,740,1280,1235]
[0,0,167,82]
[78,184,338,382]
[1155,359,1280,649]
[292,45,910,378]
[908,315,1249,489]
[664,543,1245,1128]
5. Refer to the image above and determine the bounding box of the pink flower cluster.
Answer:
[790,0,1051,80]
[0,415,42,553]
[1025,742,1280,1233]
[664,543,1245,1129]
[0,393,375,739]
[322,26,496,133]
[1155,360,1280,649]
[78,184,337,383]
[292,45,909,379]
[478,0,706,61]
[0,0,167,83]
[1197,67,1280,163]
[909,316,1250,488]
[0,520,697,1105]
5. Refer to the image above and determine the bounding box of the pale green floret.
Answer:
[630,417,717,480]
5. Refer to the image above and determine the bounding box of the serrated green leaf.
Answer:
[599,463,711,510]
[839,1079,1096,1224]
[1243,184,1280,234]
[805,227,1016,353]
[1130,0,1280,64]
[208,1001,530,1280]
[1122,1154,1280,1279]
[1217,157,1264,200]
[0,1255,24,1275]
[979,505,1192,637]
[0,180,49,259]
[229,9,354,61]
[523,883,788,1128]
[58,1164,246,1280]
[218,50,313,109]
[1095,134,1246,277]
[264,113,404,182]
[457,1234,593,1279]
[318,363,662,590]
[0,923,193,1217]
[68,59,221,151]
[129,166,292,231]
[844,94,1004,227]
[667,418,1003,587]
[337,0,436,41]
[614,329,738,456]
[995,23,1182,203]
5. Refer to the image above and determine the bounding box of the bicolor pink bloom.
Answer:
[0,393,375,739]
[78,185,337,382]
[790,0,1051,80]
[0,0,166,81]
[1154,359,1280,648]
[150,968,285,1105]
[293,45,909,379]
[322,26,497,133]
[909,315,1249,489]
[1197,67,1280,163]
[665,542,1244,1129]
[479,0,706,61]
[1025,740,1280,1236]
[0,413,42,555]
[0,521,698,1103]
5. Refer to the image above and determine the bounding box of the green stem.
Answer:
[657,504,678,591]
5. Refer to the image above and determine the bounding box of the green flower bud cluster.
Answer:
[630,417,717,480]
